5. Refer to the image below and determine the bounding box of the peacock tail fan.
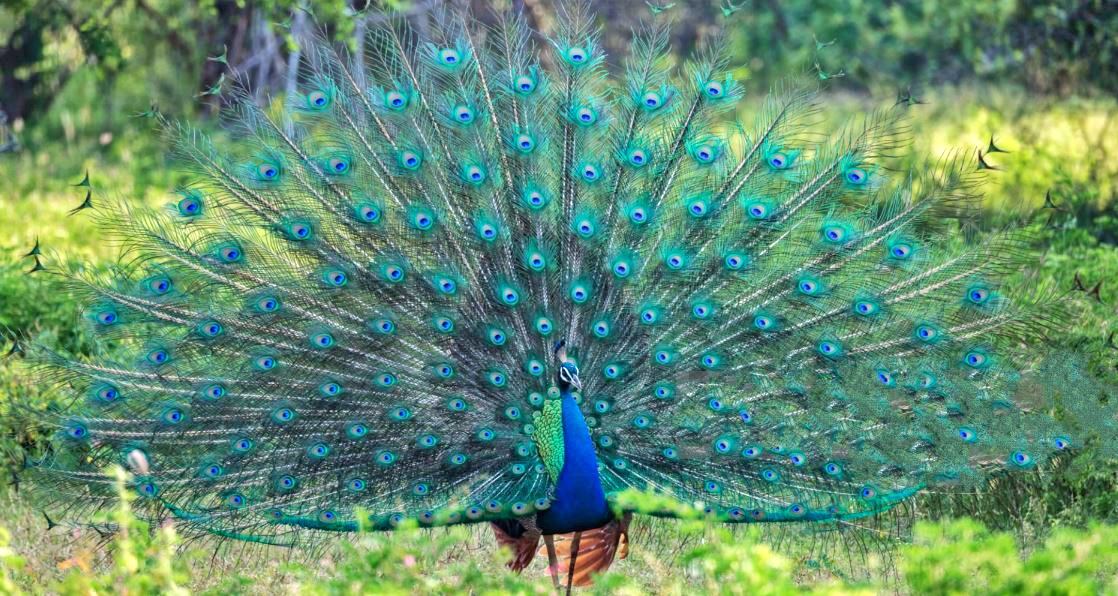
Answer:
[17,1,1118,549]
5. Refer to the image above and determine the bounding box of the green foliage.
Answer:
[902,519,1118,595]
[1,479,1117,593]
[727,0,1118,96]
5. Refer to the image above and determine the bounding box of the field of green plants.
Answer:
[3,0,1118,593]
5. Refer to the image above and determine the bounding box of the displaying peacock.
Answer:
[17,1,1118,590]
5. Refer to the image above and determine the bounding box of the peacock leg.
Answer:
[565,531,582,596]
[543,534,561,589]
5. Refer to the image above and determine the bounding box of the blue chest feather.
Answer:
[535,393,611,534]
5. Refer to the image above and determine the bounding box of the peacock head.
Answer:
[554,340,582,393]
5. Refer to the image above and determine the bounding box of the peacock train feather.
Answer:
[17,1,1118,588]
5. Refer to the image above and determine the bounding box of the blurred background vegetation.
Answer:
[1,0,1117,592]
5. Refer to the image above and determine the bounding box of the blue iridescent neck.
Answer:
[535,391,611,534]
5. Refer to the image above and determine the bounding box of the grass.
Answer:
[0,85,1117,592]
[2,477,1118,594]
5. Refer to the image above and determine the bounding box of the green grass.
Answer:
[2,477,1117,594]
[1,85,1117,592]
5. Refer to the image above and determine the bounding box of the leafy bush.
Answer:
[1,475,1117,594]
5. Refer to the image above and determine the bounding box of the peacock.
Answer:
[17,1,1118,590]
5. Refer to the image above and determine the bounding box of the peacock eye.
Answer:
[258,163,280,179]
[328,157,349,174]
[627,148,648,166]
[724,253,745,270]
[535,317,553,334]
[641,91,663,109]
[95,309,118,325]
[308,90,329,108]
[464,165,486,183]
[845,167,868,185]
[515,134,535,152]
[693,145,717,163]
[1009,451,1033,467]
[256,296,280,312]
[593,320,610,337]
[687,198,709,217]
[435,317,454,332]
[438,48,461,65]
[704,80,724,97]
[311,332,334,348]
[385,91,407,110]
[854,300,877,315]
[890,243,912,259]
[400,150,422,170]
[745,201,771,219]
[527,252,546,270]
[822,225,846,242]
[218,245,242,263]
[97,385,119,402]
[514,75,536,94]
[453,105,474,123]
[964,350,988,368]
[575,107,597,125]
[149,276,172,294]
[355,202,381,223]
[967,287,990,304]
[566,46,588,63]
[818,341,838,356]
[177,194,202,216]
[324,270,347,287]
[162,407,184,424]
